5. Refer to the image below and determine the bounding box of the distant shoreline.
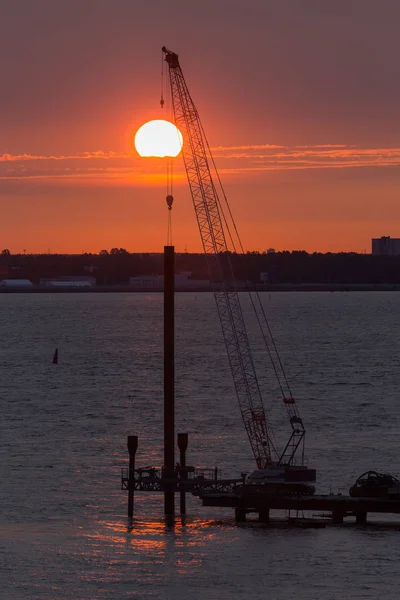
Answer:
[2,283,400,293]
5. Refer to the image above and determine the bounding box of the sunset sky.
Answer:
[1,0,400,253]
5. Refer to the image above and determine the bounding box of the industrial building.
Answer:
[129,271,209,289]
[372,236,400,256]
[0,279,33,287]
[39,276,96,287]
[129,274,164,289]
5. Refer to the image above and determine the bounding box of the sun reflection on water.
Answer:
[83,516,227,580]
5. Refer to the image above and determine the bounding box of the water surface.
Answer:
[1,292,400,599]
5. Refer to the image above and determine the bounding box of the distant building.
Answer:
[40,276,96,287]
[372,237,400,256]
[129,271,210,289]
[129,274,164,289]
[0,279,32,287]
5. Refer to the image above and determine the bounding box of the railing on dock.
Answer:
[120,465,244,494]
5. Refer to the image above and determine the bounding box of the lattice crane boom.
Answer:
[162,46,277,469]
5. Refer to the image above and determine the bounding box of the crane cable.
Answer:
[198,120,293,399]
[191,121,278,452]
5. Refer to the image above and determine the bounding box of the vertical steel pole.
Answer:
[127,435,138,518]
[164,245,175,516]
[177,432,188,515]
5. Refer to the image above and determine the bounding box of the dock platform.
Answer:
[201,488,400,523]
[121,466,400,524]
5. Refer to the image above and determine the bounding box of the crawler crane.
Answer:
[162,47,315,494]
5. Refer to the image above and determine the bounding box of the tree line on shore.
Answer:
[0,249,399,285]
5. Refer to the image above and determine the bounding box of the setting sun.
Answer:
[134,119,183,157]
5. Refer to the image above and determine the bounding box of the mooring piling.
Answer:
[127,435,138,518]
[177,432,188,515]
[164,245,175,517]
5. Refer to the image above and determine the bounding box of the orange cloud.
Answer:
[211,144,285,151]
[1,144,400,183]
[0,150,121,162]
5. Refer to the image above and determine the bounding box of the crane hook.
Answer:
[166,195,174,210]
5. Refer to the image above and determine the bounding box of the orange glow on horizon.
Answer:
[1,140,400,254]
